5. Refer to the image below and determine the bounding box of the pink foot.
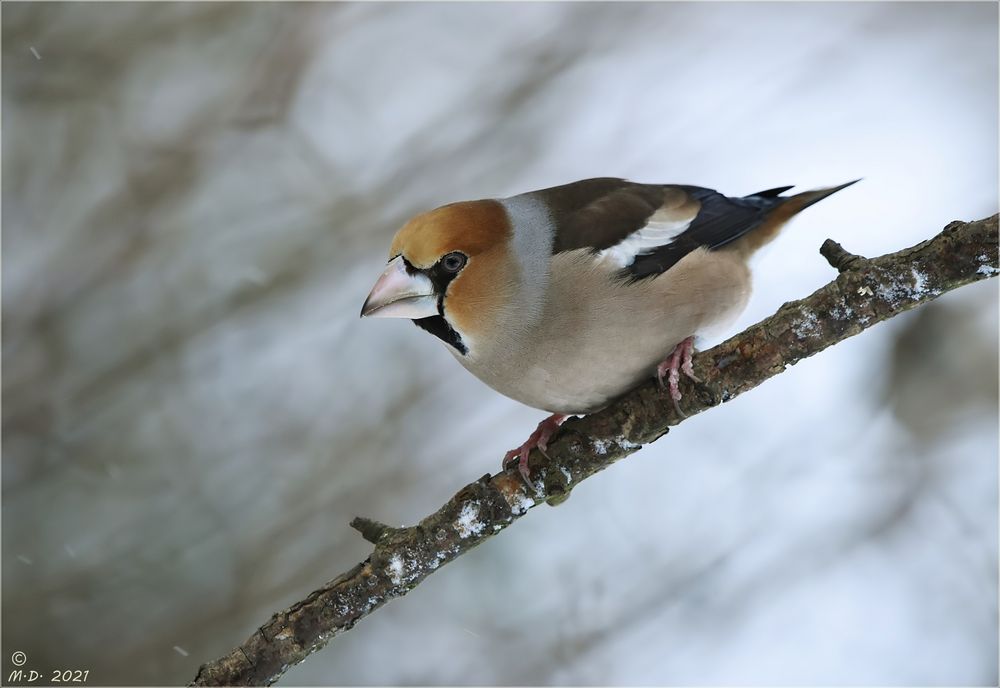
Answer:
[503,413,569,482]
[656,336,700,414]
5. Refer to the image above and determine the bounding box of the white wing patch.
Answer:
[596,208,691,268]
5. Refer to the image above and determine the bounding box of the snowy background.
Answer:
[3,2,997,685]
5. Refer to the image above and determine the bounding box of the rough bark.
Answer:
[192,214,998,686]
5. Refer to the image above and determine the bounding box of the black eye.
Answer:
[441,252,467,273]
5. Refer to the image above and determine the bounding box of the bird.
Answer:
[361,177,856,480]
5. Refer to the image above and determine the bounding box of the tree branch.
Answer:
[192,214,998,686]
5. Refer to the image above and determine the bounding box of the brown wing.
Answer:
[528,177,857,280]
[530,178,670,253]
[530,178,788,279]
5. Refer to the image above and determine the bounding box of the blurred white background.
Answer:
[2,2,997,685]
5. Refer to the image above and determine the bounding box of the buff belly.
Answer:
[456,246,752,414]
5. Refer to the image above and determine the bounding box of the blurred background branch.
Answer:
[193,214,998,686]
[4,4,996,685]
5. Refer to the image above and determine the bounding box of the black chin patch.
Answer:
[413,315,467,355]
[404,255,469,355]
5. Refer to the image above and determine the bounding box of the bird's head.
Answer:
[361,200,518,355]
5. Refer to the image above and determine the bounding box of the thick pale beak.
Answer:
[361,256,439,319]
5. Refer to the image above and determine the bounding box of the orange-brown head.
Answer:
[361,199,518,355]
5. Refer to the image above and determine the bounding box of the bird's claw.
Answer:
[657,336,699,415]
[503,413,568,483]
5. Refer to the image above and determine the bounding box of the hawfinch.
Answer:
[361,177,855,479]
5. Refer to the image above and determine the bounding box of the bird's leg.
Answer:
[503,413,569,483]
[656,336,700,412]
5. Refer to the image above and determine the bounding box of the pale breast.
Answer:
[457,246,752,414]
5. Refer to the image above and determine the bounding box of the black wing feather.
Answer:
[626,185,784,280]
[750,185,794,198]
